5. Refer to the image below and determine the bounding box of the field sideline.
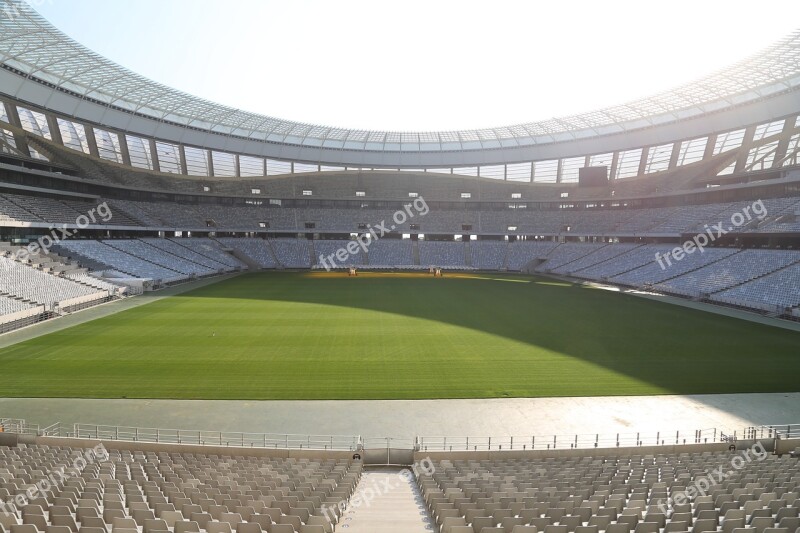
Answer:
[0,271,798,400]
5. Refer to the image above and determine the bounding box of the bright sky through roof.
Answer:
[31,0,800,132]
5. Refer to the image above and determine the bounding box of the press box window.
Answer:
[302,190,313,196]
[356,191,366,197]
[251,188,261,194]
[304,222,316,229]
[408,192,419,198]
[460,192,471,199]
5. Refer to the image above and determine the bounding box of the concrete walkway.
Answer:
[340,467,433,533]
[1,393,797,440]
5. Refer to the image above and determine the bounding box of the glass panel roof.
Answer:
[1,1,799,154]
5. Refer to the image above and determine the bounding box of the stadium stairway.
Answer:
[225,247,263,270]
[412,240,421,265]
[465,241,473,267]
[340,467,434,533]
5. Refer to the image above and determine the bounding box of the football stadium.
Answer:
[1,1,800,531]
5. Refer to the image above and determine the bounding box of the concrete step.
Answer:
[339,467,433,533]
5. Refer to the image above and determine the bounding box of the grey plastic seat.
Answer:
[78,518,105,530]
[167,521,195,533]
[78,528,108,533]
[235,524,261,533]
[142,519,169,533]
[205,522,232,533]
[45,527,73,533]
[11,526,40,533]
[110,518,137,533]
[50,517,78,533]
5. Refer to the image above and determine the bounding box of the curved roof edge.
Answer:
[1,0,799,156]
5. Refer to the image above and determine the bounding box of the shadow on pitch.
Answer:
[178,271,800,397]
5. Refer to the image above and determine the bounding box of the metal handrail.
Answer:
[416,426,783,452]
[70,423,361,451]
[3,418,796,454]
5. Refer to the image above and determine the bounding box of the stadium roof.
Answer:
[1,0,799,155]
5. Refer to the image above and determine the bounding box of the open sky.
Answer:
[30,0,800,132]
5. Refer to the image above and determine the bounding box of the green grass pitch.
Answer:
[1,271,798,400]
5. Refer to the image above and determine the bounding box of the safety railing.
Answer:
[1,420,41,435]
[417,428,741,452]
[70,423,361,451]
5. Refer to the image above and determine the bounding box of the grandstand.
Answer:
[0,3,800,532]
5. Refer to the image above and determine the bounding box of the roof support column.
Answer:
[46,114,63,146]
[703,134,717,160]
[149,138,161,172]
[668,141,681,170]
[234,154,241,177]
[83,123,99,158]
[179,145,188,175]
[772,117,797,167]
[118,133,131,166]
[556,159,564,183]
[207,150,215,177]
[733,125,757,173]
[4,102,31,157]
[638,147,649,176]
[609,152,620,181]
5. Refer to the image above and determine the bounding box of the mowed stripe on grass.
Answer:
[0,272,797,400]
